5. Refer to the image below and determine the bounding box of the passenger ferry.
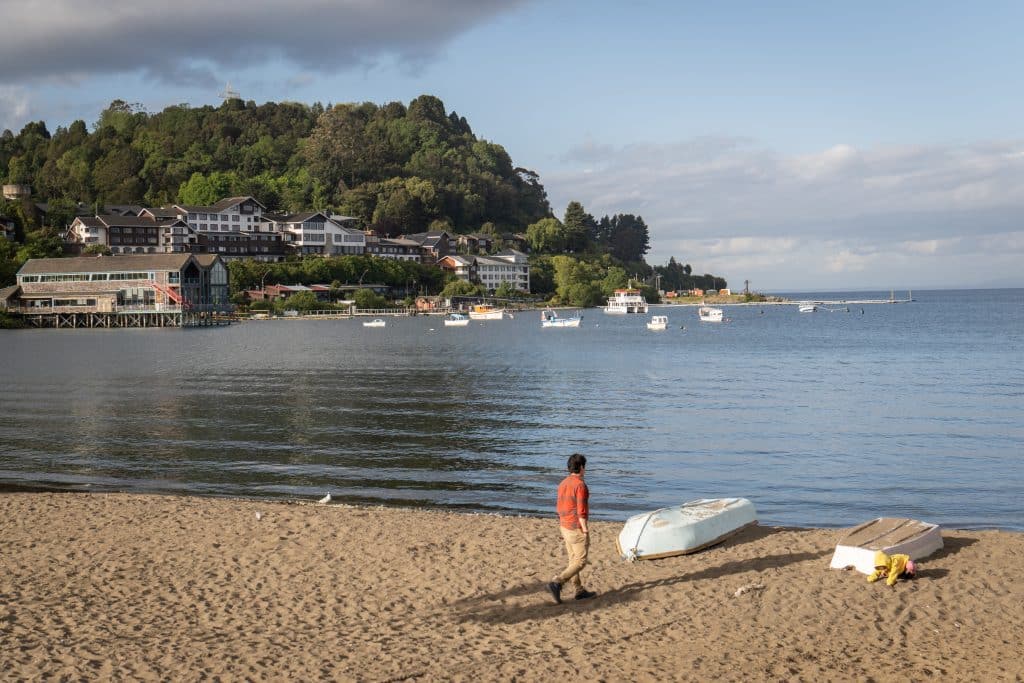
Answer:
[603,289,648,314]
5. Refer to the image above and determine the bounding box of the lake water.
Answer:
[1,288,1022,530]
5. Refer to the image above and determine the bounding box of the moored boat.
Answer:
[698,306,724,322]
[443,313,470,327]
[362,318,386,328]
[646,315,668,330]
[798,304,817,313]
[604,289,648,314]
[541,309,583,328]
[617,498,758,561]
[468,304,509,320]
[828,517,943,574]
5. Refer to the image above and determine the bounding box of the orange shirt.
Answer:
[556,473,589,529]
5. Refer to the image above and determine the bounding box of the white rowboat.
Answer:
[829,517,943,574]
[362,319,386,328]
[617,498,758,561]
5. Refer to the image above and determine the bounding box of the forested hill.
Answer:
[0,95,550,235]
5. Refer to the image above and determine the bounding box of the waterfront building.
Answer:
[9,253,230,314]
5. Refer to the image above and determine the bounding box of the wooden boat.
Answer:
[468,304,508,320]
[647,315,668,330]
[616,498,758,561]
[828,517,943,574]
[362,318,386,328]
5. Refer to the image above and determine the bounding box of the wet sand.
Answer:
[2,492,1021,681]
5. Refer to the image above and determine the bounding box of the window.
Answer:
[221,214,228,221]
[232,215,240,222]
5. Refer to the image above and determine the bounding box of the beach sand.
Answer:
[2,492,1021,682]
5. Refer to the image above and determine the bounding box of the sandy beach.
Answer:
[2,492,1021,681]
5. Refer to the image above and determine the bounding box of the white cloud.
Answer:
[0,86,32,131]
[0,0,528,86]
[544,138,1024,289]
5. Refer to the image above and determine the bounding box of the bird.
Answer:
[318,493,332,505]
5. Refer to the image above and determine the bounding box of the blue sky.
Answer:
[2,0,1023,291]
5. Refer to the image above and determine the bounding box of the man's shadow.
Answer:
[452,527,828,626]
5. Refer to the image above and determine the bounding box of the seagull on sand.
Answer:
[318,493,332,505]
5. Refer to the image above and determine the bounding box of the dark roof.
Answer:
[141,208,183,220]
[0,284,20,303]
[192,254,226,268]
[266,211,327,223]
[175,196,266,214]
[17,254,195,275]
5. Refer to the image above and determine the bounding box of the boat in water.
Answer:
[362,318,386,328]
[468,304,509,320]
[443,313,470,327]
[798,304,817,313]
[604,289,648,314]
[541,309,582,328]
[646,315,668,331]
[617,498,758,561]
[828,517,943,574]
[698,306,724,322]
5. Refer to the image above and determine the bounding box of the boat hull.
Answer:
[542,317,582,328]
[617,498,758,561]
[443,319,469,327]
[829,517,943,574]
[468,310,507,320]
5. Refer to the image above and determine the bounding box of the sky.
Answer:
[2,0,1023,291]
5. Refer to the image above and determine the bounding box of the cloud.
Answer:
[0,0,528,86]
[545,138,1024,289]
[0,87,33,130]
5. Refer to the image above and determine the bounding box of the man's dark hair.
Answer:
[567,453,587,474]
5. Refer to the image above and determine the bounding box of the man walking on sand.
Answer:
[548,453,597,604]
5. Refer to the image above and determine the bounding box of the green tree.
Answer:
[562,201,595,253]
[525,217,565,253]
[353,288,389,309]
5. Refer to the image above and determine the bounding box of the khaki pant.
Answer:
[556,526,589,591]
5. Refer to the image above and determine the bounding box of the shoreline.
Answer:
[3,484,1021,532]
[3,491,1022,680]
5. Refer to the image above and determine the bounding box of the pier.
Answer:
[12,305,233,329]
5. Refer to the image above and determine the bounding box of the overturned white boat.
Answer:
[617,498,758,561]
[828,517,943,574]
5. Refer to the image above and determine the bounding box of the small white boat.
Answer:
[829,517,943,574]
[604,289,648,314]
[468,304,509,320]
[362,318,386,328]
[443,313,470,327]
[698,306,724,323]
[646,315,668,331]
[541,309,582,328]
[798,304,817,313]
[617,498,758,561]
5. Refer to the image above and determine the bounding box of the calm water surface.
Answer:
[1,289,1022,530]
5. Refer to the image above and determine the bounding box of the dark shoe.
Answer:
[574,589,597,600]
[547,581,563,604]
